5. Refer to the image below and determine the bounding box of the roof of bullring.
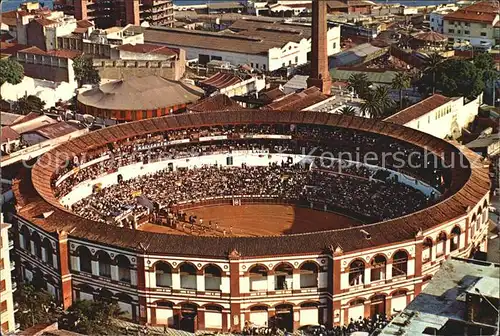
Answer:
[15,110,490,258]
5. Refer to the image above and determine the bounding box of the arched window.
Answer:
[274,263,293,290]
[155,262,172,288]
[98,288,113,303]
[179,263,197,290]
[97,251,112,278]
[19,226,30,250]
[370,255,386,281]
[42,238,54,266]
[31,232,42,258]
[78,246,92,273]
[204,265,221,291]
[392,251,408,277]
[450,226,461,252]
[348,260,365,286]
[300,262,318,288]
[436,232,447,257]
[423,237,433,262]
[249,265,268,292]
[476,209,482,232]
[470,214,477,238]
[116,255,131,283]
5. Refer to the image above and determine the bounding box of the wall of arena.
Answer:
[10,192,490,331]
[9,112,492,333]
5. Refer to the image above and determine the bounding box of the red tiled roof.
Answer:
[260,87,286,103]
[444,1,499,24]
[32,122,79,140]
[264,87,329,111]
[35,17,57,26]
[199,72,243,90]
[11,112,42,126]
[76,19,94,28]
[0,42,29,56]
[1,126,20,142]
[188,94,243,113]
[0,11,18,27]
[384,94,452,125]
[19,46,82,59]
[115,43,177,57]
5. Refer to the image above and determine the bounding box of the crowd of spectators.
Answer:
[70,161,432,225]
[54,124,448,190]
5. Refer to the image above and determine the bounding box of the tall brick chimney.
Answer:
[307,0,332,95]
[125,0,141,26]
[74,0,88,20]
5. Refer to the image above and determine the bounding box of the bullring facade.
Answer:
[10,110,490,332]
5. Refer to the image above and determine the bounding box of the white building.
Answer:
[145,19,341,72]
[0,214,16,334]
[384,93,482,139]
[429,5,459,33]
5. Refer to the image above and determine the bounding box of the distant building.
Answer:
[430,5,460,34]
[145,19,341,72]
[442,1,500,48]
[0,113,88,168]
[379,258,499,336]
[466,133,500,157]
[384,94,483,139]
[0,213,16,334]
[198,72,266,97]
[53,0,174,29]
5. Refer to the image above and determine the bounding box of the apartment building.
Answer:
[53,0,174,29]
[442,1,499,48]
[0,214,16,334]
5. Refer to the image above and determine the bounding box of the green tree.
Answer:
[338,105,357,116]
[391,72,411,110]
[15,284,58,330]
[61,299,123,335]
[14,95,45,115]
[359,86,394,119]
[347,73,372,99]
[0,58,24,87]
[423,53,443,95]
[73,56,100,87]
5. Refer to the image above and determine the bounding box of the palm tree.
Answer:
[347,73,372,99]
[338,106,357,116]
[360,86,394,119]
[359,90,382,119]
[424,53,443,94]
[391,72,411,110]
[374,86,394,117]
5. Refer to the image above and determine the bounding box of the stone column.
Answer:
[136,255,148,324]
[267,270,275,292]
[196,271,205,292]
[292,269,301,290]
[172,269,181,289]
[197,307,205,330]
[293,306,300,331]
[91,260,99,276]
[385,261,392,281]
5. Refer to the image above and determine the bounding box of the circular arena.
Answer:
[11,110,490,333]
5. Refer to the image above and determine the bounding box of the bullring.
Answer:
[10,110,490,332]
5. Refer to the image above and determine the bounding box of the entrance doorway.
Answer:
[179,304,197,332]
[274,304,293,331]
[370,295,386,317]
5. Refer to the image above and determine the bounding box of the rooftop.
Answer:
[443,0,500,24]
[115,43,178,57]
[264,87,331,111]
[145,19,318,55]
[31,121,80,140]
[1,126,20,143]
[384,94,452,125]
[77,76,204,111]
[379,258,500,335]
[330,43,385,67]
[199,72,243,90]
[188,94,244,113]
[1,112,25,126]
[466,133,500,149]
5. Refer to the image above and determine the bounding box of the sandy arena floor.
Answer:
[139,204,362,237]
